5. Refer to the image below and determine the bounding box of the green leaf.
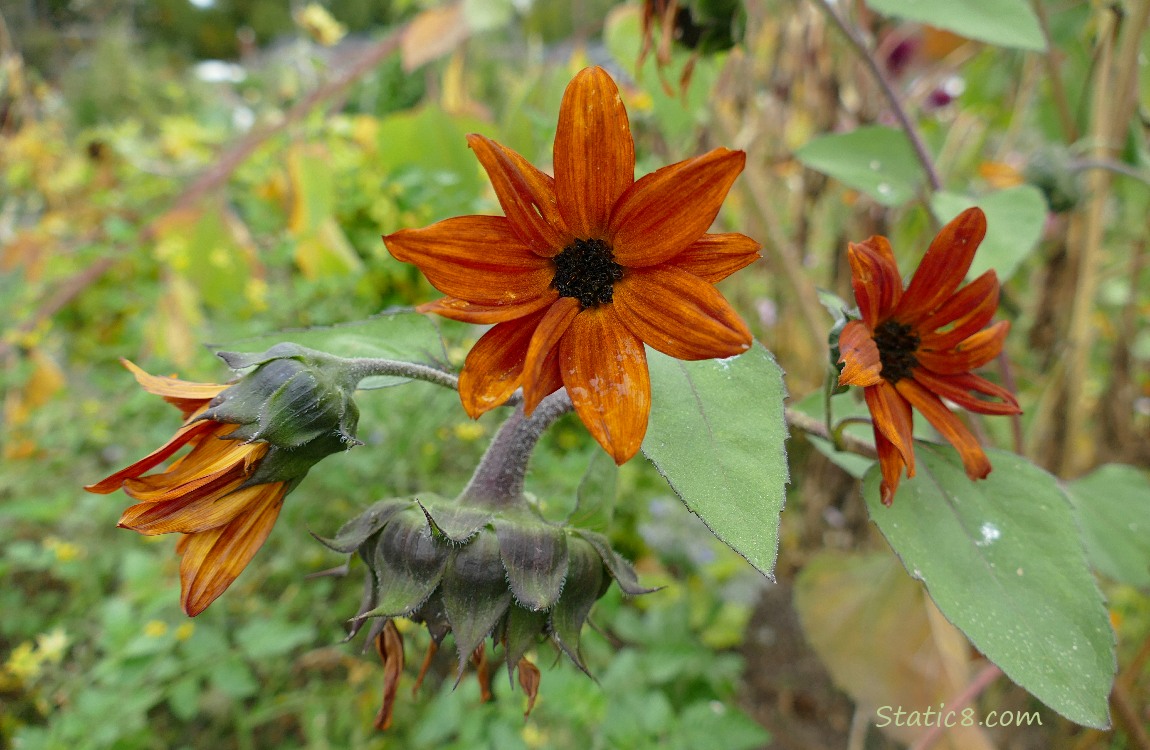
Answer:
[931,186,1047,282]
[865,444,1115,728]
[866,0,1046,51]
[210,309,448,390]
[1065,464,1150,589]
[642,343,789,578]
[795,126,925,206]
[569,449,617,533]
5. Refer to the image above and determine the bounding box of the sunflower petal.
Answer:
[610,148,745,267]
[837,320,883,387]
[895,207,987,322]
[84,420,218,494]
[384,216,554,304]
[847,237,903,329]
[669,232,761,283]
[467,134,569,255]
[121,359,227,416]
[917,270,999,341]
[873,425,906,506]
[418,291,557,324]
[911,369,1021,415]
[523,297,581,413]
[177,485,285,616]
[458,314,542,419]
[865,381,915,478]
[553,66,635,238]
[612,267,751,360]
[119,481,278,535]
[917,321,1010,374]
[122,436,263,502]
[178,488,284,615]
[560,306,650,464]
[896,377,991,481]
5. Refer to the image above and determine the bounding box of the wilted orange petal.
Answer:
[374,620,404,731]
[865,381,916,477]
[119,481,277,535]
[837,320,883,388]
[560,306,651,464]
[553,67,635,238]
[873,424,906,506]
[418,291,558,324]
[178,485,285,616]
[121,359,227,416]
[458,313,542,419]
[522,297,581,413]
[84,419,219,494]
[467,134,570,255]
[895,207,986,322]
[384,216,554,305]
[917,320,1009,374]
[669,232,762,283]
[122,436,263,502]
[911,369,1021,415]
[847,237,903,329]
[613,267,751,360]
[895,377,991,481]
[610,148,745,267]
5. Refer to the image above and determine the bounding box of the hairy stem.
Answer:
[343,357,461,392]
[458,390,574,509]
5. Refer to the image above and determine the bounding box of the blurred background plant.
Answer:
[1,0,1148,748]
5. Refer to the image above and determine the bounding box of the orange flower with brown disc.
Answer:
[87,353,359,615]
[384,66,759,464]
[836,207,1021,505]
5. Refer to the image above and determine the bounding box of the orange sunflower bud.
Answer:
[317,494,656,728]
[85,347,361,616]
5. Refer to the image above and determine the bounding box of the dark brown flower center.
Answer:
[874,319,920,383]
[551,238,624,308]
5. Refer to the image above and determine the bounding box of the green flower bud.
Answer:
[316,494,656,724]
[205,343,361,486]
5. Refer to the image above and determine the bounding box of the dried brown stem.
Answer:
[811,0,942,192]
[785,406,878,460]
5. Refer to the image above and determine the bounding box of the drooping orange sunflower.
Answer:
[85,362,288,616]
[384,66,759,463]
[837,207,1021,505]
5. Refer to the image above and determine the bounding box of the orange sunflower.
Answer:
[85,362,288,616]
[837,207,1021,505]
[384,66,759,463]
